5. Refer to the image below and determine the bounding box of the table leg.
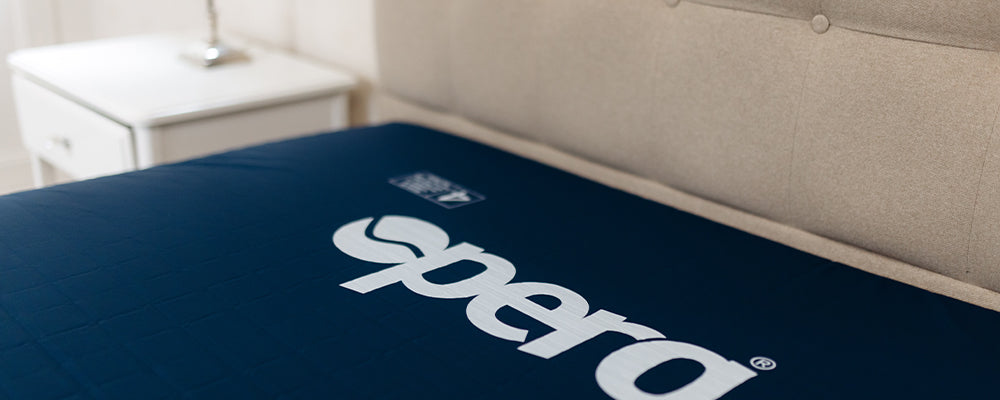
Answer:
[29,153,55,188]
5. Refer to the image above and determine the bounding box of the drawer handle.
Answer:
[44,137,72,152]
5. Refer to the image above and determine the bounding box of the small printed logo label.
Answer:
[389,172,485,209]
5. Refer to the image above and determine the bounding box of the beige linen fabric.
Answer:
[641,5,812,219]
[689,0,1000,51]
[971,131,1000,288]
[538,1,816,220]
[374,0,453,111]
[371,0,1000,297]
[824,0,1000,51]
[449,0,545,141]
[372,92,1000,312]
[533,0,665,171]
[789,27,1000,283]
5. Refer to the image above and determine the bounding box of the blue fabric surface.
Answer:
[0,123,997,399]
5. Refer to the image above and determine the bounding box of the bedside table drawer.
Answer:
[12,76,135,179]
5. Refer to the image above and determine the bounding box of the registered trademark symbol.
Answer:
[750,356,776,371]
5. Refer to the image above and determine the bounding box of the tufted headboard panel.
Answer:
[373,0,1000,293]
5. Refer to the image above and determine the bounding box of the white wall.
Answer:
[0,0,20,155]
[0,0,33,193]
[0,0,378,194]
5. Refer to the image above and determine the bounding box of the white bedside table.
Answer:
[7,34,357,187]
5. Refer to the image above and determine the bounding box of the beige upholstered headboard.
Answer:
[368,0,1000,307]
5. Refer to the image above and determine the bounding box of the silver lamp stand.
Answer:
[183,0,250,67]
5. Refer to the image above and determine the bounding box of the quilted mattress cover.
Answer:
[0,123,998,399]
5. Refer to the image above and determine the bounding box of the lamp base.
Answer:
[182,41,250,67]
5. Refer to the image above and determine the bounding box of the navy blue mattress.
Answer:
[1,123,998,399]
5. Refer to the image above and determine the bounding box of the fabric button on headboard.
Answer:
[373,0,1000,292]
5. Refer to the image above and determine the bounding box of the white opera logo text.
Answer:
[333,215,757,400]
